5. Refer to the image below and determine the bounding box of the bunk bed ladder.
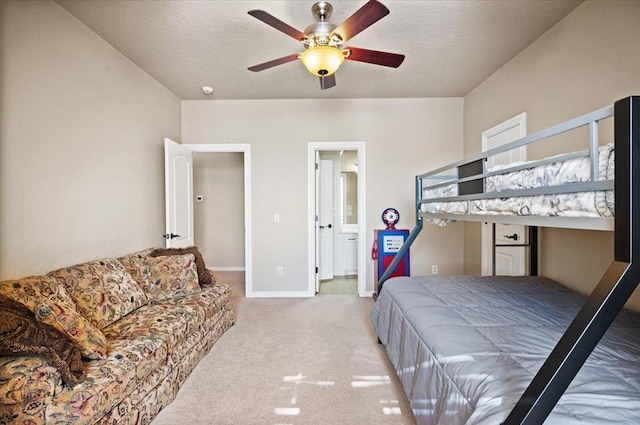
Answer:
[503,95,640,424]
[374,176,424,299]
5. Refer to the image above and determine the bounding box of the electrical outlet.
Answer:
[274,213,280,223]
[276,266,284,276]
[432,265,438,275]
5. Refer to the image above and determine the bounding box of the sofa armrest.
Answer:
[1,355,62,413]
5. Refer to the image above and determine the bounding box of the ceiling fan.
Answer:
[247,0,405,90]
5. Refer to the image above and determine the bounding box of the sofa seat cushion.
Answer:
[167,283,231,319]
[0,276,108,360]
[103,284,230,350]
[49,258,149,330]
[102,302,205,352]
[45,337,166,425]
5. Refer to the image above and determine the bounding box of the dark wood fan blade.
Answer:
[320,74,337,90]
[330,0,389,42]
[248,10,306,41]
[248,53,299,72]
[344,47,405,68]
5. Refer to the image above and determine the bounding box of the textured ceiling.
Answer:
[56,0,583,101]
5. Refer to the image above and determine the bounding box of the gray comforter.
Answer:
[371,275,640,424]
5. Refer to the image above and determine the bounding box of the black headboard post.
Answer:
[457,159,484,195]
[503,96,640,424]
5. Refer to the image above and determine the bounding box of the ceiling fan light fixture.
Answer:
[300,45,344,77]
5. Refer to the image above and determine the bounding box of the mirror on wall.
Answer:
[340,151,358,229]
[341,172,358,225]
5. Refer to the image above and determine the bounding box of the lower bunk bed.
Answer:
[371,95,640,424]
[372,275,640,424]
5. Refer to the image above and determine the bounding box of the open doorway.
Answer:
[307,142,366,296]
[183,144,252,296]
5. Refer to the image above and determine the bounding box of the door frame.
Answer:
[307,142,366,296]
[480,113,526,275]
[183,144,253,297]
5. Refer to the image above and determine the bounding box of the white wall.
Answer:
[0,2,465,294]
[462,1,640,308]
[0,1,181,279]
[182,98,464,294]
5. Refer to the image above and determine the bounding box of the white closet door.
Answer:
[481,114,527,276]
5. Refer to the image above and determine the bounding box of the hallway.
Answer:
[318,276,358,295]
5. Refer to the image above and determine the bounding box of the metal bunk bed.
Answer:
[373,95,639,424]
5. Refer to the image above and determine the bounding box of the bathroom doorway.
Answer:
[307,142,366,296]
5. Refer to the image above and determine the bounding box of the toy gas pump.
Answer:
[373,208,410,284]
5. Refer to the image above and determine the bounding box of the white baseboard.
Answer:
[207,266,245,272]
[249,290,372,298]
[247,291,313,298]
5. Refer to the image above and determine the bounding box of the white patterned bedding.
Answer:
[421,143,615,225]
[371,275,640,424]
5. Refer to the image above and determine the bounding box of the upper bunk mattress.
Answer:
[421,143,615,223]
[371,275,640,424]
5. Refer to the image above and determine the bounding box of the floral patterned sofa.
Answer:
[0,248,234,425]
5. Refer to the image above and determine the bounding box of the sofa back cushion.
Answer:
[144,254,201,302]
[150,246,215,286]
[118,249,153,290]
[49,258,148,330]
[0,275,108,359]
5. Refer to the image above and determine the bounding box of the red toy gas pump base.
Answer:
[373,208,410,284]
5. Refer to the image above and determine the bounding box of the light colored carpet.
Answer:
[151,272,416,425]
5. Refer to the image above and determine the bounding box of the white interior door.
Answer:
[493,224,526,275]
[318,159,334,280]
[314,151,320,293]
[481,114,527,276]
[164,138,194,248]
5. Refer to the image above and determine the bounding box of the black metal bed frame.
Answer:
[374,95,639,423]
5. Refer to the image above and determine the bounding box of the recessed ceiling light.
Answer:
[202,86,213,95]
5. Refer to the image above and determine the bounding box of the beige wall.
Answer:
[193,152,245,269]
[0,1,181,279]
[182,98,464,293]
[463,1,640,308]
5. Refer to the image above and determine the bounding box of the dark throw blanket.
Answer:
[0,295,85,387]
